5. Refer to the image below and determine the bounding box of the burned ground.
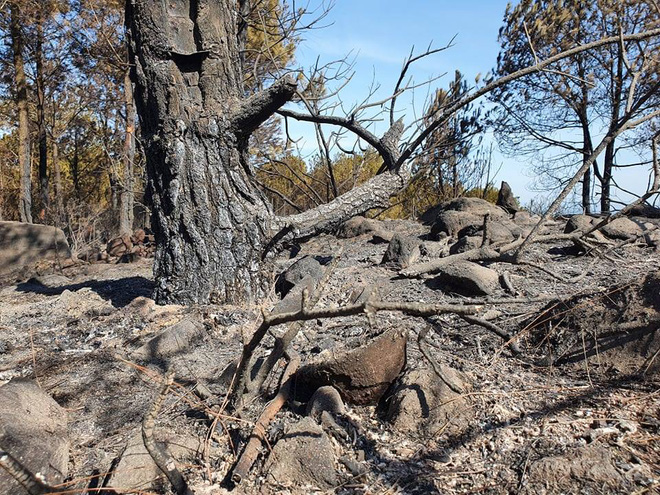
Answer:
[0,213,659,494]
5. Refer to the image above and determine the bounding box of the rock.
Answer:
[370,230,394,244]
[457,221,519,244]
[523,445,626,494]
[429,198,509,238]
[276,255,324,297]
[496,181,520,213]
[106,234,133,257]
[433,260,500,296]
[0,221,71,276]
[118,252,141,263]
[306,386,346,420]
[421,240,450,258]
[449,236,482,255]
[383,367,470,435]
[295,328,407,405]
[131,228,146,244]
[107,430,207,493]
[513,210,540,225]
[271,275,316,315]
[626,202,660,218]
[336,216,383,238]
[600,217,644,240]
[564,214,596,234]
[644,229,660,249]
[381,234,421,268]
[0,379,69,493]
[133,317,205,363]
[264,417,337,489]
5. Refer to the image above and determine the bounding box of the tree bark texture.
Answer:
[11,2,32,224]
[126,0,296,304]
[36,17,49,216]
[120,69,136,234]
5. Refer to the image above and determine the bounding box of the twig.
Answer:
[460,315,522,355]
[0,449,55,494]
[142,373,193,495]
[418,327,464,394]
[231,351,300,484]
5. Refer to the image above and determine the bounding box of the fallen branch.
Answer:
[229,298,479,406]
[460,314,522,355]
[418,327,465,393]
[231,351,300,484]
[401,232,610,278]
[247,253,342,400]
[142,373,193,495]
[0,449,55,494]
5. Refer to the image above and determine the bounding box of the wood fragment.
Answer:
[142,372,193,495]
[0,449,55,495]
[232,351,300,484]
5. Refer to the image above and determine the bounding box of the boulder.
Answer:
[264,417,337,489]
[0,379,69,493]
[131,228,146,244]
[564,214,596,234]
[381,234,421,268]
[295,328,407,405]
[306,386,346,420]
[496,181,520,213]
[449,236,482,255]
[133,317,205,364]
[383,367,470,435]
[429,198,509,238]
[271,275,316,315]
[0,221,71,276]
[457,221,521,244]
[336,216,383,238]
[106,233,133,257]
[600,217,644,240]
[275,255,324,297]
[434,260,500,296]
[513,210,540,226]
[644,229,660,249]
[107,430,207,493]
[523,445,626,494]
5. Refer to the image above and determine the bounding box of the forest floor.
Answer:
[0,215,659,494]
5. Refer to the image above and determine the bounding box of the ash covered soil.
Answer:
[1,213,659,494]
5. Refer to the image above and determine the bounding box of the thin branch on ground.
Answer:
[418,327,465,393]
[142,372,193,495]
[231,351,300,484]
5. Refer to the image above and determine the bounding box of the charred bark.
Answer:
[126,0,296,304]
[10,2,32,224]
[120,69,136,235]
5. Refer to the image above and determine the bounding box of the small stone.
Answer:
[306,386,346,420]
[264,417,337,489]
[433,260,501,296]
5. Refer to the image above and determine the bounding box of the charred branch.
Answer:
[231,77,297,138]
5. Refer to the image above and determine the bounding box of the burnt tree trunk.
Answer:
[126,0,296,304]
[36,15,49,218]
[10,2,32,224]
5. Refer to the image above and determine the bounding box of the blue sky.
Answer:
[285,1,652,210]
